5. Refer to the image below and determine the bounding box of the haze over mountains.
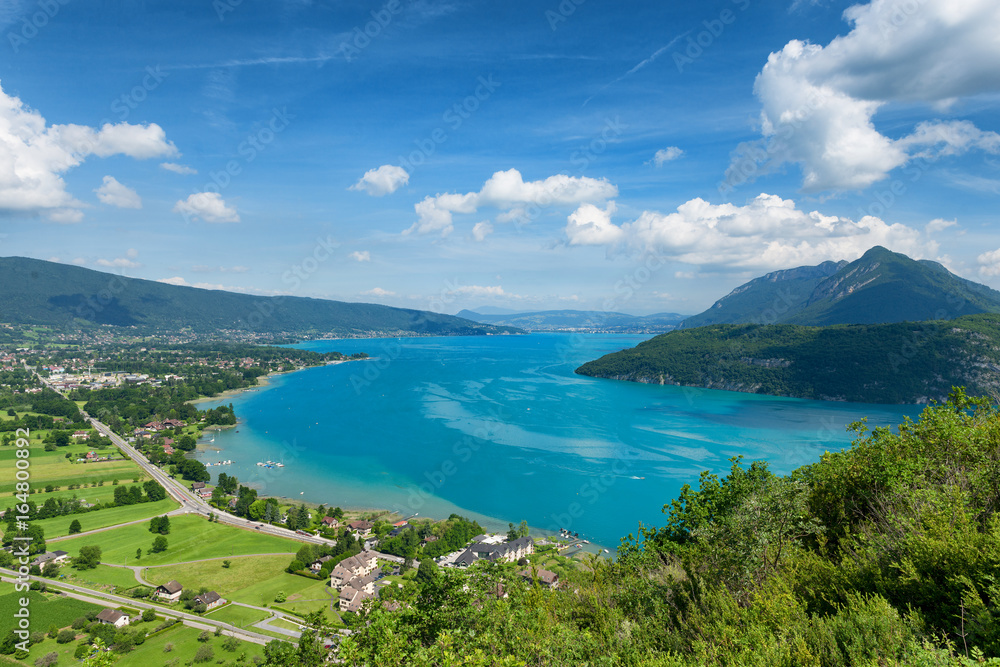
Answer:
[680,246,1000,328]
[457,309,687,333]
[0,257,518,339]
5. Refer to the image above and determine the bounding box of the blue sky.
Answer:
[0,0,998,316]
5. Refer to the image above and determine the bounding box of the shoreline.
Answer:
[188,358,360,406]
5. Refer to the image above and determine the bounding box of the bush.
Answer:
[141,608,156,622]
[71,617,88,630]
[274,591,286,603]
[74,643,92,659]
[193,643,214,663]
[34,652,58,667]
[223,635,241,652]
[198,630,212,642]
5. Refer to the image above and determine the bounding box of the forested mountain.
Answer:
[680,246,1000,328]
[0,257,518,338]
[576,313,1000,404]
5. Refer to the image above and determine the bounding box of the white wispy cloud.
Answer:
[650,147,683,166]
[406,169,618,237]
[161,162,198,175]
[95,176,142,209]
[350,165,409,196]
[173,192,240,223]
[350,251,371,262]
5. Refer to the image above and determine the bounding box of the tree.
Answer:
[148,515,170,535]
[143,480,166,501]
[151,536,168,553]
[68,518,82,534]
[141,609,155,623]
[193,643,214,663]
[56,629,76,644]
[76,545,102,570]
[416,559,439,586]
[41,561,59,578]
[249,498,268,520]
[136,548,142,561]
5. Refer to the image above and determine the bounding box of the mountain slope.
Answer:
[0,257,519,338]
[457,309,687,332]
[680,247,1000,328]
[575,313,1000,404]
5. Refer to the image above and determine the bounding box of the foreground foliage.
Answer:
[341,389,1000,665]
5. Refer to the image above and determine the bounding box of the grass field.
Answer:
[142,554,295,596]
[22,481,147,507]
[114,621,266,666]
[59,564,143,591]
[142,554,331,614]
[55,513,302,566]
[0,438,144,494]
[34,498,179,540]
[0,588,101,630]
[204,602,271,628]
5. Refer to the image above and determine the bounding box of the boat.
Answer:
[275,462,284,467]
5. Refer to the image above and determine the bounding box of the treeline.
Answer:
[340,389,1000,666]
[377,515,484,560]
[576,313,1000,404]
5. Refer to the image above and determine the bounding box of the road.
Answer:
[86,414,336,548]
[0,568,277,646]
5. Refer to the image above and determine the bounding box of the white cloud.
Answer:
[349,164,409,196]
[350,251,371,262]
[156,276,228,290]
[471,221,493,242]
[406,168,618,236]
[161,162,197,175]
[95,176,142,209]
[70,257,86,265]
[97,257,141,269]
[977,248,1000,277]
[48,208,84,224]
[925,218,957,234]
[651,147,683,166]
[565,192,936,271]
[0,81,176,221]
[191,264,250,273]
[565,202,623,246]
[173,192,240,223]
[736,0,1000,193]
[362,287,396,297]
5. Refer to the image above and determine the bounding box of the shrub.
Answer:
[193,644,214,663]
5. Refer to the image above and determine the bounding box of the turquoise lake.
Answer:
[195,333,921,549]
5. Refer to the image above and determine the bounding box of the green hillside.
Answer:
[0,257,518,338]
[575,313,1000,403]
[680,247,1000,328]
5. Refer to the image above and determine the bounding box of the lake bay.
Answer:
[196,333,920,548]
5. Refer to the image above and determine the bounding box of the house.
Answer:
[73,430,89,440]
[133,429,152,440]
[163,445,174,455]
[338,585,374,613]
[320,516,339,529]
[85,451,95,461]
[192,591,225,610]
[347,520,374,538]
[453,537,534,568]
[421,535,439,545]
[155,580,183,601]
[163,419,185,428]
[330,551,378,589]
[31,551,69,567]
[96,608,130,627]
[190,482,206,492]
[144,421,165,432]
[520,568,560,588]
[388,524,409,538]
[309,555,333,573]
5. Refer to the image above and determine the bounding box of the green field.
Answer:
[0,588,101,630]
[0,438,144,494]
[59,564,143,591]
[55,513,302,566]
[204,602,271,628]
[114,620,266,666]
[35,498,179,540]
[22,481,146,507]
[143,554,331,615]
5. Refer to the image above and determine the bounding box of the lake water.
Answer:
[195,333,921,549]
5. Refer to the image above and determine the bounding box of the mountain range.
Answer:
[456,309,687,333]
[0,257,519,339]
[679,246,1000,328]
[577,247,1000,404]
